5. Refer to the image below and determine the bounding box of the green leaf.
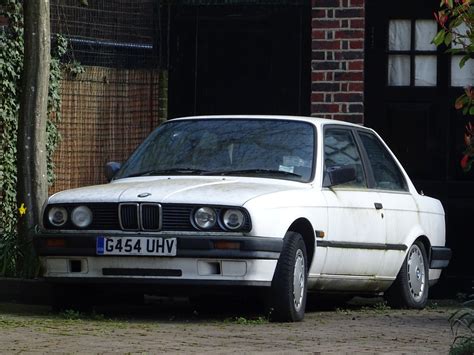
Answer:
[433,29,446,46]
[470,106,474,115]
[459,55,470,68]
[444,32,453,46]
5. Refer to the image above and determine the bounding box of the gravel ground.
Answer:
[0,298,458,354]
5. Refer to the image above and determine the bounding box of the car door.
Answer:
[357,130,418,278]
[320,127,386,277]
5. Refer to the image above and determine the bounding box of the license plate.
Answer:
[96,236,177,256]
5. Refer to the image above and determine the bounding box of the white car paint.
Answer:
[37,115,448,301]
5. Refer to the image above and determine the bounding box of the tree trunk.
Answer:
[16,0,50,277]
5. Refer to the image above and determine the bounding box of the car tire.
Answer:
[384,240,429,309]
[267,231,308,322]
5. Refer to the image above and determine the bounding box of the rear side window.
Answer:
[324,128,367,188]
[359,132,408,191]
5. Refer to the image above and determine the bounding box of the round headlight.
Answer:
[193,207,217,229]
[48,207,68,227]
[222,209,245,230]
[71,206,93,228]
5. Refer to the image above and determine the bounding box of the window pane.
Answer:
[324,129,366,188]
[451,55,474,87]
[415,55,437,86]
[389,20,411,51]
[388,55,410,86]
[359,132,407,191]
[415,20,437,51]
[452,23,468,49]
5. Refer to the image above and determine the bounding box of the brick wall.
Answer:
[311,0,365,124]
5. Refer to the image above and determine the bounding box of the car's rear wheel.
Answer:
[385,240,429,309]
[267,231,308,322]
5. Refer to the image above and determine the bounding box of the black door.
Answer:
[168,4,310,117]
[366,0,474,290]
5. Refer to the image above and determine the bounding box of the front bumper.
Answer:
[35,232,282,287]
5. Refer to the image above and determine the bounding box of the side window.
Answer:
[359,132,408,191]
[324,128,367,188]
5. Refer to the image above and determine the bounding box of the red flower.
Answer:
[434,11,449,26]
[461,155,470,169]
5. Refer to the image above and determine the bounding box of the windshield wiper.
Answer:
[203,169,302,178]
[121,168,209,178]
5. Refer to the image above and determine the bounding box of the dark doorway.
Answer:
[168,5,310,117]
[365,0,474,291]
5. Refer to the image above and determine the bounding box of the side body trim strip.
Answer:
[317,240,407,251]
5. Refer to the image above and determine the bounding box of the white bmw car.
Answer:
[36,115,451,321]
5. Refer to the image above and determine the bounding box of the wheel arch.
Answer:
[287,218,315,270]
[413,235,432,262]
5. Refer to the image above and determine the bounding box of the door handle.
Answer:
[374,202,383,210]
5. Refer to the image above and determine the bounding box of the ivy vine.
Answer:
[0,0,71,276]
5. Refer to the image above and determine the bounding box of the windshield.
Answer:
[115,119,315,182]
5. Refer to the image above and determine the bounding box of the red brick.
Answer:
[335,71,364,81]
[335,30,364,39]
[312,9,327,18]
[312,19,340,29]
[312,103,340,113]
[334,93,364,102]
[311,93,325,102]
[326,72,334,81]
[349,82,364,91]
[349,60,364,70]
[336,9,364,18]
[312,30,326,40]
[312,51,326,60]
[312,40,341,50]
[312,0,340,7]
[312,72,325,81]
[349,103,364,113]
[350,19,365,28]
[334,50,364,60]
[350,40,364,50]
[312,82,340,92]
[350,0,364,7]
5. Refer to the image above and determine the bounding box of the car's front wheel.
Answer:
[267,231,308,322]
[385,240,429,309]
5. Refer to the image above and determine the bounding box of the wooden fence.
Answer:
[49,66,167,194]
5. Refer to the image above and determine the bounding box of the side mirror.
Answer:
[323,165,356,187]
[105,162,121,182]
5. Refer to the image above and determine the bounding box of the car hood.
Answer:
[48,176,311,206]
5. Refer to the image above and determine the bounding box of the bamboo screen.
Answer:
[49,66,166,194]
